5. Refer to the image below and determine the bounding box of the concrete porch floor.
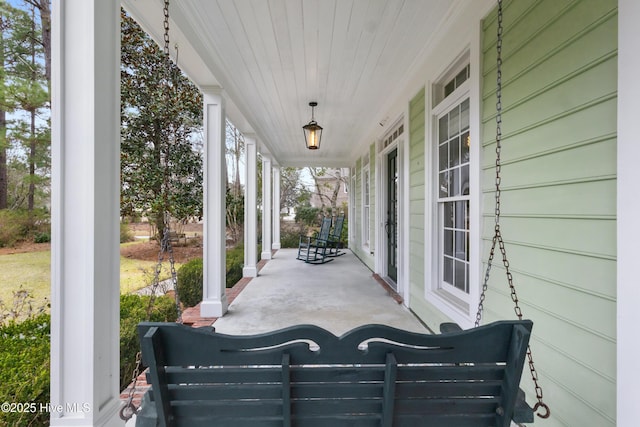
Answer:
[212,248,428,336]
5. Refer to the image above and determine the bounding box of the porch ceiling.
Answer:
[122,0,456,167]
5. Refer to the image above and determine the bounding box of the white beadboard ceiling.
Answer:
[122,0,457,167]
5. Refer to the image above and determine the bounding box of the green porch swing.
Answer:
[123,0,550,425]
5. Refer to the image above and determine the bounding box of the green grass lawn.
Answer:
[0,251,51,307]
[0,243,181,308]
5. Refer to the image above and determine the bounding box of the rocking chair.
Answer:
[296,216,333,264]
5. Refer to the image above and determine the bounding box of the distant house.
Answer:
[309,168,349,214]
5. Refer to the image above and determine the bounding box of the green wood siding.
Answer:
[408,88,426,307]
[481,1,617,425]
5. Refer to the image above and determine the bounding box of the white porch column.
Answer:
[272,165,281,250]
[200,87,228,317]
[243,135,258,277]
[618,1,640,425]
[51,1,121,426]
[261,156,272,260]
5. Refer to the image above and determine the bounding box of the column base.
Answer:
[272,242,281,250]
[243,266,258,277]
[200,297,229,318]
[50,396,121,427]
[261,251,272,260]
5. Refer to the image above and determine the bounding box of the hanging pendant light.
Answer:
[303,102,323,150]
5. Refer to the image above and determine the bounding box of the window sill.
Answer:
[427,288,473,328]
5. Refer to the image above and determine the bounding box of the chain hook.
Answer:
[118,398,138,421]
[533,402,551,419]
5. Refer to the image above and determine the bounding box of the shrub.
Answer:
[0,209,31,247]
[280,228,304,248]
[0,314,50,427]
[295,205,321,227]
[34,232,50,243]
[225,245,244,288]
[176,247,247,307]
[120,294,179,391]
[120,222,136,243]
[176,258,203,308]
[0,290,181,421]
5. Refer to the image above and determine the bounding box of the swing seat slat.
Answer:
[135,320,534,427]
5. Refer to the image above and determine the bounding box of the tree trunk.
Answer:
[0,110,6,210]
[27,109,36,212]
[0,13,6,210]
[27,9,37,213]
[233,127,241,196]
[25,0,50,87]
[39,0,51,86]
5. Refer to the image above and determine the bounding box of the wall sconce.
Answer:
[303,102,323,150]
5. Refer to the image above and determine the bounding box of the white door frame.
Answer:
[375,118,409,304]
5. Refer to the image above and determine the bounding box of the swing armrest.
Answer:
[513,389,534,423]
[134,391,157,427]
[439,322,534,423]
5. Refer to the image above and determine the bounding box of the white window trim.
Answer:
[425,48,481,328]
[362,165,370,250]
[349,170,356,247]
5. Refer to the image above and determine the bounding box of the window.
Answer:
[362,165,370,248]
[444,64,470,98]
[437,97,470,298]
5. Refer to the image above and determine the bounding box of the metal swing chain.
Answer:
[475,0,550,420]
[161,0,182,322]
[120,0,180,420]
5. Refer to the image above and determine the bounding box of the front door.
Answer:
[386,148,398,284]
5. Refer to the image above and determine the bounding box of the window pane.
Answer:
[454,231,466,260]
[461,98,470,131]
[449,106,460,136]
[461,164,469,195]
[439,116,448,143]
[461,131,470,163]
[455,200,466,230]
[443,257,453,284]
[455,68,468,88]
[444,202,454,228]
[439,144,448,172]
[439,172,448,198]
[449,136,460,169]
[451,167,460,197]
[466,231,470,261]
[444,230,453,256]
[454,260,467,292]
[444,80,455,98]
